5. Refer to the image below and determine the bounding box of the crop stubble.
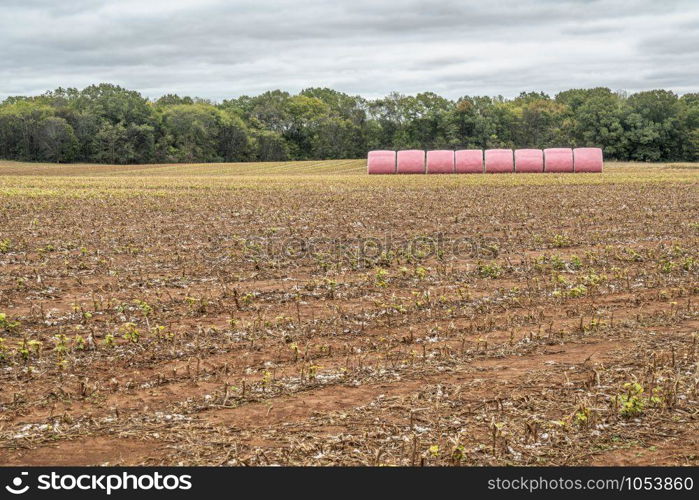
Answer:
[0,160,697,466]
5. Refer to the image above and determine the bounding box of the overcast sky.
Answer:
[1,0,697,101]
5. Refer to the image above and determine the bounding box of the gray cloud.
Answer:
[1,0,697,101]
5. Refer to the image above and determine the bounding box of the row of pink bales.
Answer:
[367,148,603,174]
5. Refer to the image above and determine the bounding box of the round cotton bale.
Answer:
[455,149,483,173]
[484,149,514,173]
[573,147,603,173]
[514,149,544,173]
[397,150,426,174]
[426,150,455,174]
[544,148,574,173]
[367,150,396,174]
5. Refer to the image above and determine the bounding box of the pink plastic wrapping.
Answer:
[484,149,514,173]
[396,150,426,174]
[426,150,455,174]
[514,149,544,173]
[368,148,593,175]
[573,147,603,173]
[455,149,483,173]
[367,150,396,174]
[544,148,574,173]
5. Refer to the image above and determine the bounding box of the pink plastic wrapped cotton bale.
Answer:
[514,149,544,173]
[367,150,396,174]
[396,150,426,174]
[544,148,574,173]
[573,147,603,173]
[455,149,483,173]
[426,150,455,174]
[484,149,514,173]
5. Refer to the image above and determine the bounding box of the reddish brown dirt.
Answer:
[0,170,697,465]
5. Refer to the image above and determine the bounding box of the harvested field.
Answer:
[0,159,697,466]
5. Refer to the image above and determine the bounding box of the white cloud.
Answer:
[0,0,697,100]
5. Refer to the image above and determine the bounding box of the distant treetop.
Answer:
[0,84,696,163]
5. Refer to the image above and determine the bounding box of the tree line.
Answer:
[0,84,697,164]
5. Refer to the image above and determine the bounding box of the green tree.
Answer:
[626,90,683,161]
[556,88,628,157]
[253,130,289,161]
[1,83,698,164]
[159,104,222,162]
[36,116,77,162]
